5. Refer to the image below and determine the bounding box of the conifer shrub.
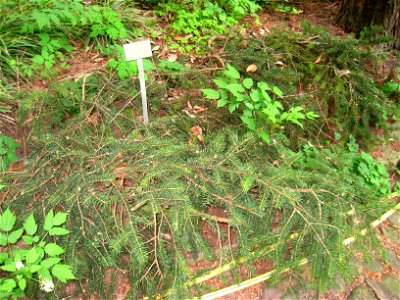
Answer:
[4,96,393,297]
[223,22,399,144]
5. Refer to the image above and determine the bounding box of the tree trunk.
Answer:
[336,0,400,48]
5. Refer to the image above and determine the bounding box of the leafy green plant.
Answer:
[274,3,300,14]
[31,33,73,70]
[0,0,140,80]
[151,0,259,53]
[382,68,400,95]
[298,134,391,198]
[0,135,18,172]
[157,60,187,74]
[346,136,391,196]
[202,64,318,142]
[0,209,75,299]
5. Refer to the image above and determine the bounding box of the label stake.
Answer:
[123,40,153,124]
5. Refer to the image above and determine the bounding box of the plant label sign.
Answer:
[123,40,153,124]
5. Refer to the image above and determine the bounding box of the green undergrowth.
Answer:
[0,0,142,83]
[1,13,399,299]
[142,0,260,54]
[223,22,399,145]
[2,68,396,298]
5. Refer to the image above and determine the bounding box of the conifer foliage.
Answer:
[6,113,393,297]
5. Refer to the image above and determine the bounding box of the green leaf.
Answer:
[217,99,227,108]
[26,247,43,264]
[32,55,44,65]
[33,11,50,30]
[18,278,26,291]
[52,264,76,283]
[261,90,272,103]
[227,83,245,94]
[257,131,271,143]
[49,14,61,27]
[243,78,253,89]
[257,81,271,91]
[49,227,70,236]
[0,253,8,264]
[0,278,16,292]
[45,61,53,69]
[271,86,284,98]
[382,82,399,94]
[0,233,7,246]
[240,116,257,131]
[37,267,52,280]
[7,228,23,243]
[1,264,16,272]
[53,212,67,226]
[0,209,16,232]
[41,258,61,269]
[244,102,254,109]
[223,64,241,79]
[201,89,220,100]
[213,78,229,89]
[44,243,65,256]
[23,214,37,236]
[306,111,319,119]
[250,90,261,102]
[43,210,54,231]
[38,33,50,45]
[22,235,34,245]
[29,265,41,273]
[228,103,239,113]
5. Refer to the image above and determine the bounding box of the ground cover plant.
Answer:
[0,0,399,299]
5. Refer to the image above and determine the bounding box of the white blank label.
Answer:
[123,40,152,61]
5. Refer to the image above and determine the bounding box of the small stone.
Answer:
[388,212,400,226]
[381,276,400,298]
[348,285,375,300]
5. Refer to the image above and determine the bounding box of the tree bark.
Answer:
[336,0,400,48]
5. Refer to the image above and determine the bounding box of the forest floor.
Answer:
[3,1,400,299]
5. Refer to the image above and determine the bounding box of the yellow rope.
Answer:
[197,197,400,300]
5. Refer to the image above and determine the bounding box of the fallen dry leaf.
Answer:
[183,102,208,118]
[314,54,322,64]
[168,54,178,62]
[193,105,208,113]
[335,68,351,77]
[246,64,257,73]
[190,126,205,146]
